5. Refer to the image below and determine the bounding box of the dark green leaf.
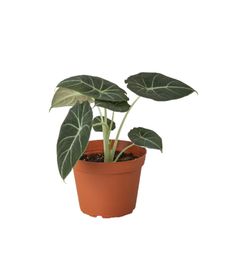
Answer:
[92,116,116,132]
[57,102,93,179]
[95,99,130,112]
[128,127,162,151]
[50,87,93,110]
[57,75,128,102]
[125,72,196,101]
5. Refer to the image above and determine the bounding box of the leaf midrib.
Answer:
[130,82,192,92]
[61,78,116,94]
[59,107,90,175]
[60,127,82,175]
[138,134,161,149]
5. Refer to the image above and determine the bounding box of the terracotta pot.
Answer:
[73,140,147,218]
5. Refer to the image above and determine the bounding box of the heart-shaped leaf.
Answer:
[128,127,162,151]
[92,116,116,132]
[125,72,196,101]
[95,99,130,112]
[50,87,93,110]
[57,75,128,102]
[57,101,93,179]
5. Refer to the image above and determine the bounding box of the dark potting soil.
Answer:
[80,151,138,162]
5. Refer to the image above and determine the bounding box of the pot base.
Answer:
[80,208,134,218]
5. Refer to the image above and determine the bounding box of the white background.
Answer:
[0,0,234,264]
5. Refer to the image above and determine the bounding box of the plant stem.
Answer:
[114,143,135,162]
[110,96,140,160]
[107,111,114,139]
[103,108,111,162]
[104,108,107,123]
[98,107,108,161]
[97,107,103,122]
[107,111,115,156]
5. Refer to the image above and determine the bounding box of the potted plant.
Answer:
[50,72,196,218]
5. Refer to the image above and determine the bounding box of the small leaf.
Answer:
[125,72,196,101]
[92,116,116,132]
[95,99,130,112]
[57,75,128,102]
[57,101,93,179]
[50,87,93,110]
[128,127,162,151]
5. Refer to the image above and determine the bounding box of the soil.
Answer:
[80,151,138,162]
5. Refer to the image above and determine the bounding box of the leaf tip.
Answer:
[194,89,199,95]
[61,177,67,184]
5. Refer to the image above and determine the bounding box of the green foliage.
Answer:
[125,72,196,101]
[57,75,128,102]
[128,127,162,151]
[50,87,93,110]
[57,102,92,179]
[51,73,196,179]
[95,100,130,112]
[92,116,116,132]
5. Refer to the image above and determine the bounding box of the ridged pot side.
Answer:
[73,140,147,218]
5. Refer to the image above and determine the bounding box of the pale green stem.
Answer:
[104,108,107,123]
[110,97,140,160]
[97,107,104,122]
[114,143,135,162]
[109,111,114,131]
[103,107,111,162]
[97,107,109,161]
[106,111,115,160]
[108,111,114,139]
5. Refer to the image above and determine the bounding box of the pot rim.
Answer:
[78,139,147,165]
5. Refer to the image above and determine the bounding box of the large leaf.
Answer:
[57,75,128,102]
[92,116,116,132]
[50,87,93,110]
[57,101,93,179]
[95,99,130,112]
[128,127,162,151]
[125,72,196,101]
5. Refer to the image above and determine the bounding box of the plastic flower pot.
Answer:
[73,140,146,218]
